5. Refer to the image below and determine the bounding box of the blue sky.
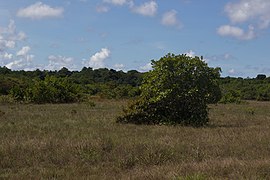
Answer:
[0,0,270,77]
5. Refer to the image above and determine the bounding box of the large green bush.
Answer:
[117,54,221,126]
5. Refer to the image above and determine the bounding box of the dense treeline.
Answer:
[0,66,142,103]
[0,66,270,103]
[219,75,270,103]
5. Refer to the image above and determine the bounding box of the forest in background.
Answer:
[0,66,270,103]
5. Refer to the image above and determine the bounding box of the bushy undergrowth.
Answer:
[0,95,15,104]
[219,89,242,104]
[10,76,81,104]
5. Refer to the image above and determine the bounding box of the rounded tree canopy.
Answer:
[117,53,222,126]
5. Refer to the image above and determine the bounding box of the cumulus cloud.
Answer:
[84,48,111,69]
[16,46,31,56]
[46,55,76,70]
[217,25,255,40]
[7,45,35,70]
[218,0,270,40]
[132,1,157,17]
[228,68,238,76]
[184,50,196,58]
[114,63,125,71]
[225,0,270,29]
[183,50,209,62]
[161,10,181,28]
[0,20,35,70]
[16,32,27,41]
[5,53,35,70]
[17,2,64,19]
[96,5,110,13]
[0,20,29,67]
[104,0,131,6]
[139,62,152,72]
[207,53,234,62]
[0,20,26,52]
[0,40,15,49]
[1,52,13,60]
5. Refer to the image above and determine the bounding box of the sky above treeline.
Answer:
[0,0,270,77]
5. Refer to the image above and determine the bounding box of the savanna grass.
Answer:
[1,100,270,179]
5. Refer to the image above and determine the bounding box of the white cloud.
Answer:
[2,52,13,60]
[3,40,16,49]
[228,68,236,75]
[104,0,129,6]
[104,0,134,8]
[16,32,27,41]
[207,53,234,62]
[0,20,26,53]
[183,50,209,62]
[0,20,34,70]
[5,54,34,70]
[6,20,15,34]
[16,46,31,56]
[217,25,255,40]
[139,62,152,72]
[5,46,35,70]
[132,1,157,17]
[219,0,270,40]
[224,53,231,60]
[184,50,196,58]
[114,63,125,71]
[96,5,110,13]
[161,10,181,28]
[225,0,270,29]
[46,55,76,70]
[84,48,111,69]
[17,2,64,20]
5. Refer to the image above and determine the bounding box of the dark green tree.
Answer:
[117,54,221,126]
[256,74,266,80]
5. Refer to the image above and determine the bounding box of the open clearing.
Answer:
[1,100,270,179]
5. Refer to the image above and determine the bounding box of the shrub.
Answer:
[256,85,270,101]
[0,95,16,104]
[117,54,221,127]
[10,76,81,104]
[219,89,242,104]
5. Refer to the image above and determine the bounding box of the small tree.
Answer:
[117,54,221,126]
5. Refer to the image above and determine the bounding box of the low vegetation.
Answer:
[1,100,270,179]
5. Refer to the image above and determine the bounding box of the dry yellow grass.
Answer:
[0,100,270,179]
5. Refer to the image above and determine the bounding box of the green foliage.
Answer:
[10,86,27,102]
[256,74,266,80]
[10,76,81,103]
[2,66,270,103]
[219,76,270,101]
[219,89,242,104]
[0,95,16,104]
[117,54,222,126]
[256,85,270,101]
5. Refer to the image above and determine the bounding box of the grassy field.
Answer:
[1,100,270,179]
